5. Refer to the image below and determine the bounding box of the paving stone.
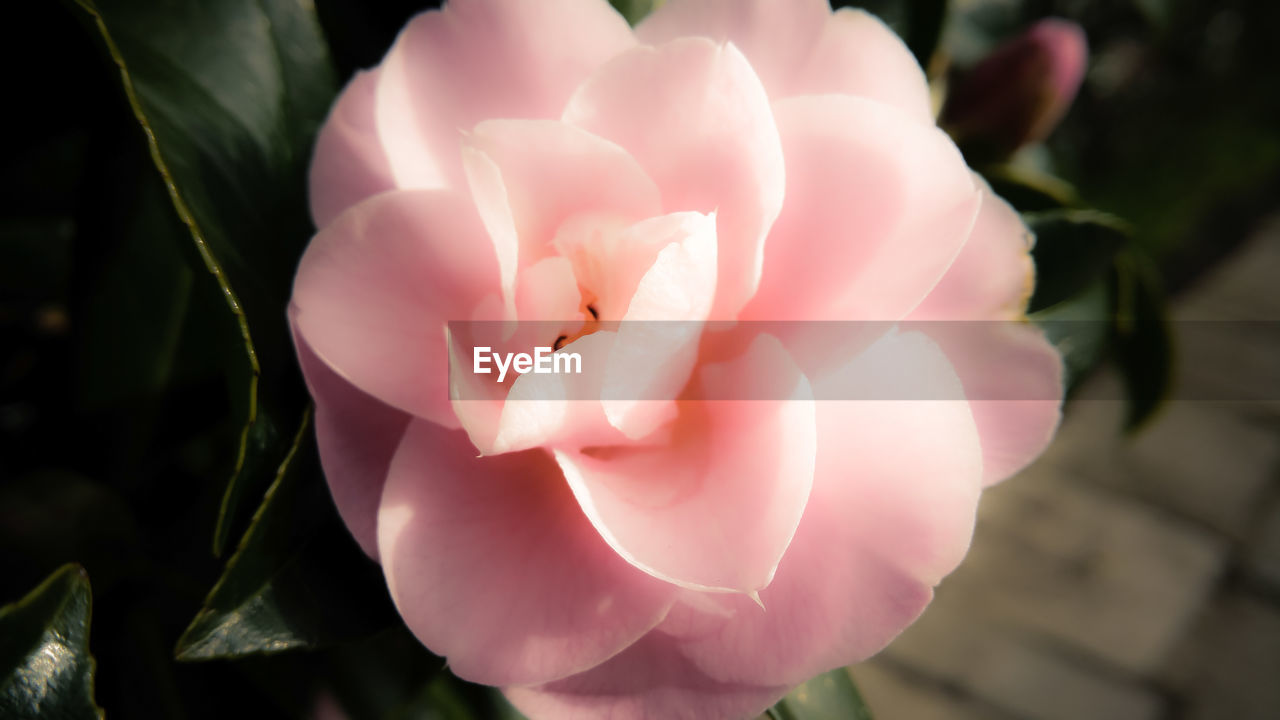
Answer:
[1031,371,1126,477]
[881,597,1163,720]
[1172,220,1280,411]
[851,661,1010,720]
[848,226,1279,719]
[946,473,1228,674]
[1176,216,1280,321]
[1173,323,1280,409]
[1034,338,1279,538]
[1247,494,1280,592]
[1115,402,1279,536]
[1163,591,1280,720]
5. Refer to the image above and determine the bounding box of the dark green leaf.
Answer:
[0,565,104,720]
[1026,210,1130,313]
[175,407,397,660]
[1110,253,1174,430]
[980,164,1077,212]
[70,0,338,555]
[770,668,873,720]
[212,411,283,556]
[608,0,656,26]
[1030,278,1111,394]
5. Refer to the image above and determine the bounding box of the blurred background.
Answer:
[844,2,1280,719]
[1,0,1277,718]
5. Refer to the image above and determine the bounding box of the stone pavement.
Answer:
[850,217,1280,719]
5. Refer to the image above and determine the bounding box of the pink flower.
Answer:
[290,0,1063,718]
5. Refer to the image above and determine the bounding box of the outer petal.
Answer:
[375,0,636,191]
[745,94,977,324]
[556,335,815,594]
[921,322,1064,485]
[635,0,829,96]
[789,9,935,123]
[673,331,984,686]
[564,38,784,319]
[292,190,499,426]
[309,69,396,229]
[504,630,789,720]
[377,421,677,687]
[290,307,408,560]
[907,181,1063,484]
[637,2,934,122]
[910,177,1035,321]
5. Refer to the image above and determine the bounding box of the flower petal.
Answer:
[375,0,636,191]
[463,119,662,266]
[292,190,499,426]
[564,38,784,319]
[911,177,1035,321]
[902,178,1061,484]
[635,0,829,96]
[790,8,934,122]
[289,307,408,560]
[490,331,623,455]
[308,69,395,229]
[485,212,720,452]
[504,630,789,720]
[556,334,815,594]
[637,2,934,122]
[377,420,677,687]
[922,322,1064,485]
[672,331,983,686]
[460,120,662,320]
[745,94,977,324]
[603,212,718,440]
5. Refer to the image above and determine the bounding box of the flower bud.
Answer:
[941,18,1088,161]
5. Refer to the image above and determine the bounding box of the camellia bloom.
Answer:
[290,0,1064,718]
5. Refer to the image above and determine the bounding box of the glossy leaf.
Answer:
[769,668,873,720]
[71,0,337,555]
[1026,210,1130,313]
[175,408,397,661]
[980,163,1077,212]
[0,565,104,720]
[1110,252,1174,430]
[1030,278,1111,394]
